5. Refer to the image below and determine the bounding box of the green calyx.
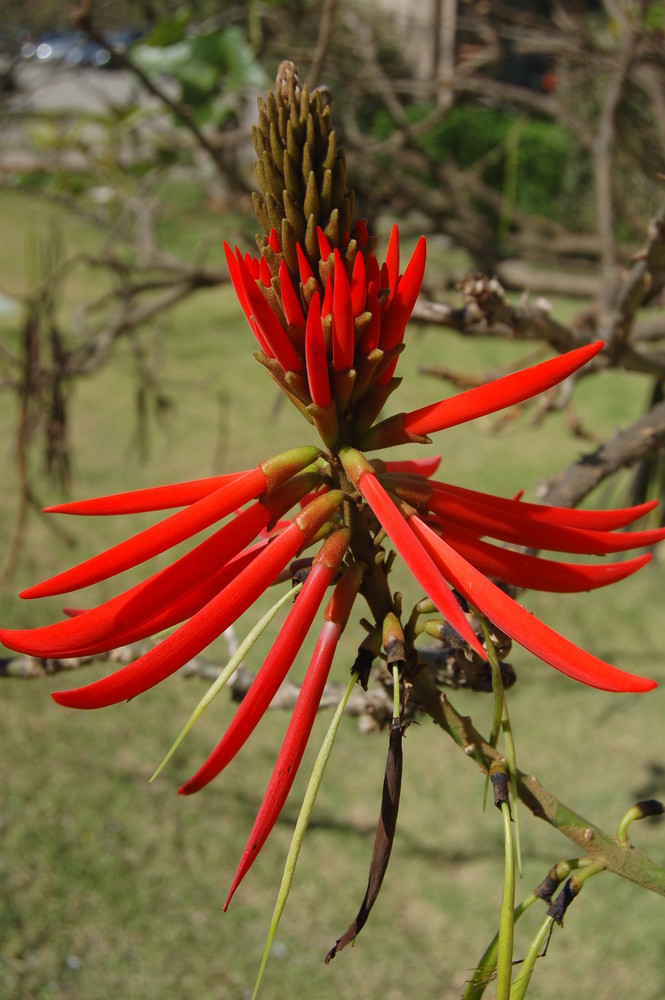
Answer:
[253,61,355,276]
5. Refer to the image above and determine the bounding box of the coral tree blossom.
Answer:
[1,63,661,902]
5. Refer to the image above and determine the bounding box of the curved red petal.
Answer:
[355,471,484,657]
[305,291,331,408]
[181,531,350,794]
[403,342,603,436]
[411,516,656,692]
[236,251,303,373]
[43,472,246,516]
[21,468,266,600]
[351,250,367,316]
[332,249,355,371]
[50,521,308,709]
[382,456,442,478]
[444,525,652,593]
[428,483,665,554]
[379,236,426,353]
[279,259,305,329]
[2,505,272,657]
[428,481,657,531]
[224,617,341,909]
[383,224,400,309]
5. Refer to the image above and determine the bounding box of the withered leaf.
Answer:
[325,718,404,963]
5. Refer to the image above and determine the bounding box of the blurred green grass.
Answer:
[1,186,665,1000]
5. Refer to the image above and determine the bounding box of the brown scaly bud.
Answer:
[253,61,355,277]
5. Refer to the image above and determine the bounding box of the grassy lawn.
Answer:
[1,184,665,1000]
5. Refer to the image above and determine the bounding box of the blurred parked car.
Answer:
[21,29,142,68]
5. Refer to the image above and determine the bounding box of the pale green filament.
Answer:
[150,582,302,782]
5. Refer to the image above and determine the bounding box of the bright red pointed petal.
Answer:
[383,224,400,308]
[48,492,344,708]
[443,525,653,593]
[379,236,426,353]
[224,615,341,908]
[236,251,303,373]
[305,291,331,408]
[354,470,484,657]
[427,483,665,554]
[403,342,604,436]
[359,280,381,355]
[382,456,442,478]
[351,251,367,316]
[51,527,305,709]
[410,516,656,692]
[2,505,273,657]
[296,243,314,284]
[259,254,272,288]
[21,468,266,600]
[332,249,355,371]
[428,481,657,531]
[180,530,350,794]
[279,259,305,329]
[43,472,246,516]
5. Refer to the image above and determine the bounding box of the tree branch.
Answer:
[411,670,665,897]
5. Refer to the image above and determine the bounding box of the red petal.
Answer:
[379,236,426,353]
[428,482,657,531]
[444,525,653,593]
[305,291,331,408]
[351,251,367,316]
[322,274,333,318]
[296,243,314,284]
[279,259,305,329]
[259,255,272,288]
[382,456,442,478]
[235,251,303,373]
[51,528,307,709]
[403,342,604,436]
[355,219,369,246]
[3,506,273,657]
[427,483,665,554]
[332,249,355,371]
[353,469,484,656]
[47,492,344,706]
[224,242,273,356]
[410,516,656,692]
[180,530,350,794]
[317,227,332,262]
[359,280,381,355]
[383,224,400,309]
[21,468,266,599]
[224,616,341,909]
[43,472,245,516]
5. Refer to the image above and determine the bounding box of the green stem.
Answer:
[410,669,665,897]
[463,896,537,1000]
[509,914,554,1000]
[497,799,516,1000]
[480,617,522,877]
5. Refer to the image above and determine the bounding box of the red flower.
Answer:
[1,67,662,908]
